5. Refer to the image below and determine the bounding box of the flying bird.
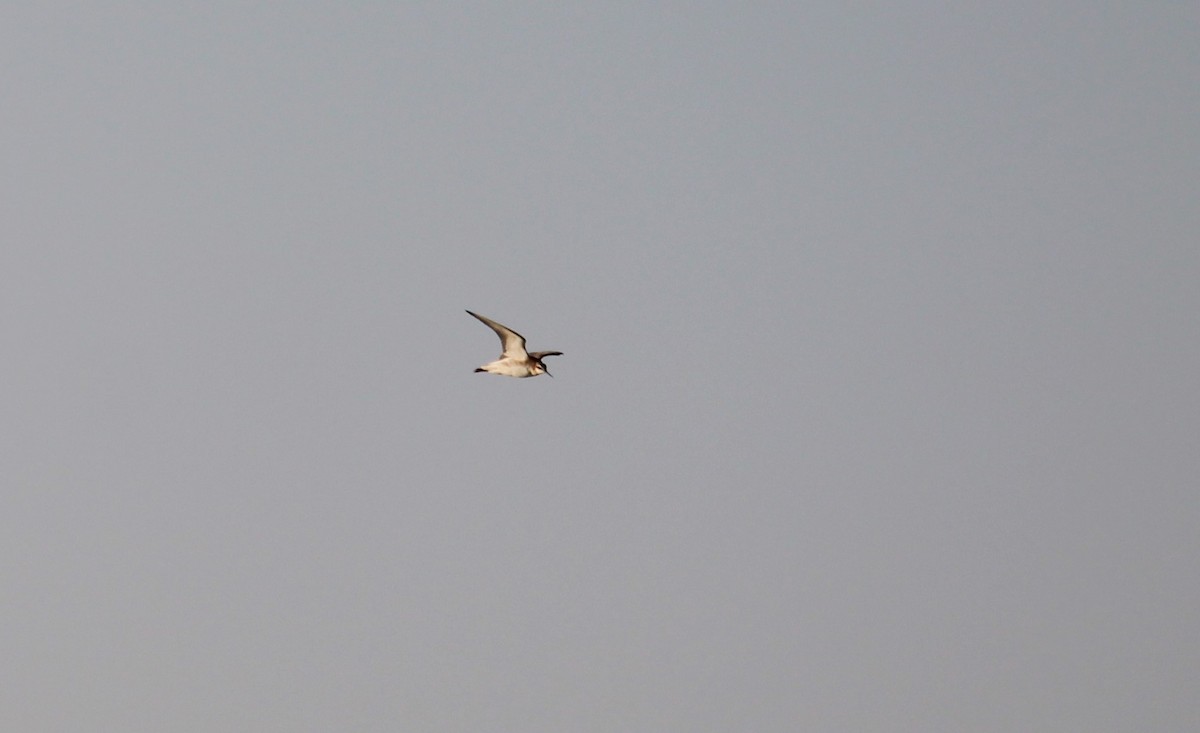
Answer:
[467,310,563,378]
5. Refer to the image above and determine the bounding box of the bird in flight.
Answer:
[467,310,563,378]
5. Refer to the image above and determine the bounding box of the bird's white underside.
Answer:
[478,358,542,378]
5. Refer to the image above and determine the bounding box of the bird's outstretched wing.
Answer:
[466,310,529,360]
[529,351,563,360]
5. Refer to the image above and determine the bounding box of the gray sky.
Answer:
[3,3,1197,731]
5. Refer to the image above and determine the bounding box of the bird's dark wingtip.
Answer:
[474,368,485,373]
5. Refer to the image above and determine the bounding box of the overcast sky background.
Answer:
[3,3,1197,731]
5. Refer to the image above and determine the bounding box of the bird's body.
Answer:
[467,310,562,378]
